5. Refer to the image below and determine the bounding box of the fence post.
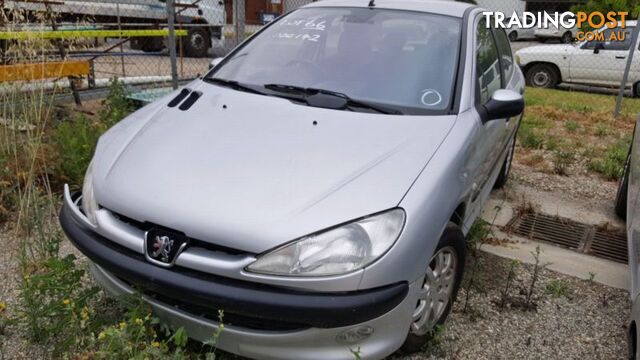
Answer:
[167,0,179,90]
[614,15,640,117]
[234,0,246,47]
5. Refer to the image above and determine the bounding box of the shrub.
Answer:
[518,124,544,149]
[564,120,580,133]
[99,78,134,128]
[18,254,100,355]
[545,279,571,299]
[53,115,104,189]
[588,137,630,180]
[552,149,574,176]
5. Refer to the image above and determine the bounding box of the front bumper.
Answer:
[59,192,416,359]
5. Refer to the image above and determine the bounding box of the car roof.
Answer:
[302,0,475,18]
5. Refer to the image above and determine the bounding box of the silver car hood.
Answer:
[92,82,456,253]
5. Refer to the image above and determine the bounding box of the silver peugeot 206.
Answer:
[60,1,525,359]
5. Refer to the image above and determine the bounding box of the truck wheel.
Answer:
[561,31,573,43]
[400,222,465,354]
[525,64,559,88]
[183,27,210,58]
[509,31,518,42]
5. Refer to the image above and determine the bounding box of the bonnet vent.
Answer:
[168,88,191,108]
[178,91,202,111]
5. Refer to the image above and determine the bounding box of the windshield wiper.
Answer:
[203,78,266,96]
[264,83,403,115]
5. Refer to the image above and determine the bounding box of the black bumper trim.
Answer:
[59,201,408,329]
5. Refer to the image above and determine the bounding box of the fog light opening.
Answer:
[336,326,374,344]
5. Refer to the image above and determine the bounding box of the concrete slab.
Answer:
[481,229,629,290]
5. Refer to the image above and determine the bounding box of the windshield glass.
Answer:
[207,7,462,113]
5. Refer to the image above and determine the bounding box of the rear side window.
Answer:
[476,18,501,104]
[493,27,514,85]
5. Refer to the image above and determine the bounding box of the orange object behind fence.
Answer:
[0,60,91,82]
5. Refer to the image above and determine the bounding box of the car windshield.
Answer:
[206,7,462,114]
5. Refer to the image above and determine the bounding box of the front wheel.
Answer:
[400,223,465,353]
[525,63,559,88]
[561,31,573,44]
[509,31,518,42]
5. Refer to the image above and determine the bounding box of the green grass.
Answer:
[588,137,631,180]
[525,87,640,116]
[564,120,580,133]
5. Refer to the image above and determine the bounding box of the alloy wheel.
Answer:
[411,246,458,336]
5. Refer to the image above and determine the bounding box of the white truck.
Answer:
[517,21,640,94]
[4,0,226,57]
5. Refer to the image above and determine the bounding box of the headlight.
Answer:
[81,161,99,225]
[246,209,405,277]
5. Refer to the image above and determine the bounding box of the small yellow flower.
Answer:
[151,341,160,348]
[134,318,143,325]
[62,299,70,305]
[80,307,90,320]
[98,331,106,340]
[0,302,6,312]
[119,322,127,329]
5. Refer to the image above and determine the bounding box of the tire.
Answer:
[616,153,630,219]
[494,134,517,189]
[182,27,210,58]
[525,63,559,88]
[561,31,573,44]
[509,31,518,42]
[400,222,465,354]
[633,82,640,98]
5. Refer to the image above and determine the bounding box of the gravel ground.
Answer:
[400,252,629,360]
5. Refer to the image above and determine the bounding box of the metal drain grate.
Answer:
[588,230,628,263]
[509,213,628,264]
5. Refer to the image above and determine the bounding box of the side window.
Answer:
[583,27,634,51]
[476,18,501,104]
[493,27,514,85]
[602,27,633,51]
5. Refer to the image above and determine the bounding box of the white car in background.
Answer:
[506,16,536,41]
[517,21,639,94]
[534,24,578,43]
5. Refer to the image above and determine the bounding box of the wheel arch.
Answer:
[449,202,466,227]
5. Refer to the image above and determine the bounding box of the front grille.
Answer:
[110,210,249,256]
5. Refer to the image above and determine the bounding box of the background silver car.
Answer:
[59,1,525,359]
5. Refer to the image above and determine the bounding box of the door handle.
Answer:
[616,55,627,59]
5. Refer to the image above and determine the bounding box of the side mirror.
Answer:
[209,57,224,70]
[594,42,604,54]
[480,89,524,122]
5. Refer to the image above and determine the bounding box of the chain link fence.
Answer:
[1,0,638,111]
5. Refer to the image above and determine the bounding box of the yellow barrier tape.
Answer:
[0,29,188,40]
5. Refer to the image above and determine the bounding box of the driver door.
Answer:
[467,18,508,209]
[570,26,634,86]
